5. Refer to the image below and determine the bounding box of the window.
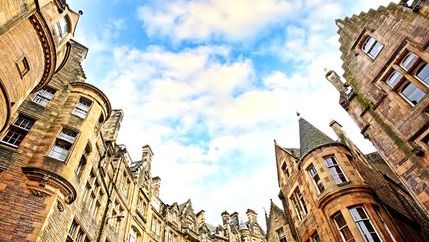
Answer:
[129,228,138,242]
[151,217,161,237]
[333,212,355,242]
[16,56,30,78]
[74,156,86,177]
[1,115,35,147]
[384,51,428,106]
[416,62,429,86]
[121,173,131,198]
[281,162,289,177]
[72,98,92,119]
[324,156,348,184]
[362,36,383,59]
[49,129,77,161]
[276,228,287,242]
[386,71,403,88]
[400,82,425,105]
[290,187,307,221]
[311,233,321,242]
[137,194,147,218]
[308,164,324,193]
[110,200,124,232]
[55,16,69,39]
[400,52,419,71]
[66,219,90,242]
[32,86,56,106]
[349,206,382,242]
[82,172,103,217]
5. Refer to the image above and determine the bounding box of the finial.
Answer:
[273,139,277,144]
[296,112,300,117]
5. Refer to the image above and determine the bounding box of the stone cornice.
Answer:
[22,166,77,204]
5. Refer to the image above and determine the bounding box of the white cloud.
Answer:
[138,0,294,41]
[72,0,397,228]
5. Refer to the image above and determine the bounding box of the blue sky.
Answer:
[68,0,393,227]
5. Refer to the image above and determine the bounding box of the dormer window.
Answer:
[362,36,383,59]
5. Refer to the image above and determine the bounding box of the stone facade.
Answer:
[326,0,429,215]
[274,117,428,242]
[265,200,295,242]
[0,0,80,137]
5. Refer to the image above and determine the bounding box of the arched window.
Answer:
[386,71,403,88]
[362,36,383,59]
[400,82,425,105]
[400,52,419,71]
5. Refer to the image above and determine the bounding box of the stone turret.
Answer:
[246,209,257,224]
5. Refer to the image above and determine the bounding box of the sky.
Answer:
[68,0,394,228]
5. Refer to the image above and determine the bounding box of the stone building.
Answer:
[274,117,428,242]
[265,200,295,242]
[0,36,266,242]
[0,0,80,137]
[325,0,429,215]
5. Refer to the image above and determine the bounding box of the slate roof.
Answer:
[298,118,338,160]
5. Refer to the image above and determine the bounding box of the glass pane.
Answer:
[334,213,347,227]
[2,129,24,146]
[386,71,403,88]
[401,82,425,105]
[324,157,336,166]
[416,63,429,86]
[363,37,375,53]
[369,42,383,58]
[14,116,34,130]
[401,52,418,71]
[59,130,77,143]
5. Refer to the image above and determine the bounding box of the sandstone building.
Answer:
[326,0,429,215]
[0,0,80,137]
[0,36,266,242]
[273,117,429,242]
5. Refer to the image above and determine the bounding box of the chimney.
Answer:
[221,211,230,225]
[246,209,257,224]
[325,69,348,94]
[142,145,154,172]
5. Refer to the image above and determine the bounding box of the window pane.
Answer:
[369,42,383,58]
[362,37,375,53]
[350,207,381,242]
[416,63,429,86]
[401,52,418,71]
[386,71,403,88]
[14,116,35,130]
[401,82,425,105]
[59,130,77,143]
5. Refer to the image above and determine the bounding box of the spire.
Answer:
[299,117,336,159]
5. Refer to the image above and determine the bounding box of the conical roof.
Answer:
[299,118,336,159]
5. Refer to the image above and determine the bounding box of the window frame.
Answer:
[307,164,325,194]
[1,115,35,148]
[380,48,429,107]
[324,156,348,184]
[349,206,382,242]
[16,56,30,78]
[48,128,78,162]
[290,187,308,221]
[72,97,93,119]
[361,36,384,59]
[32,86,57,107]
[332,212,355,242]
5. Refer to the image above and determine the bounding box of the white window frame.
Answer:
[349,206,383,242]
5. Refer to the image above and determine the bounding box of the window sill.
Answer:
[337,181,352,187]
[0,141,19,150]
